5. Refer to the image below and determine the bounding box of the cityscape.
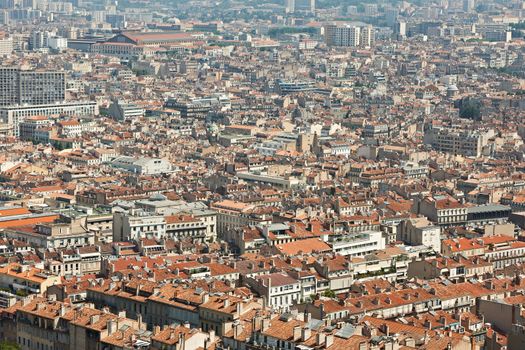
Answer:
[0,0,524,349]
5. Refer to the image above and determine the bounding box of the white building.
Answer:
[110,156,172,175]
[0,101,98,137]
[329,230,385,257]
[324,24,375,47]
[399,217,441,253]
[47,36,68,51]
[112,209,166,241]
[247,272,301,310]
[0,37,13,56]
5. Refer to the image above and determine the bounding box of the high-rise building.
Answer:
[0,37,12,55]
[360,25,375,47]
[325,24,374,47]
[0,67,66,106]
[395,20,407,37]
[463,0,475,12]
[284,0,315,13]
[29,30,49,50]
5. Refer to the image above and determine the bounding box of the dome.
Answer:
[149,193,167,201]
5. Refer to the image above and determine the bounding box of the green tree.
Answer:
[322,289,336,298]
[459,99,482,120]
[0,341,21,350]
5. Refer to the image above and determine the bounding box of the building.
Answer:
[246,272,301,310]
[112,209,166,241]
[329,230,386,257]
[4,222,95,248]
[399,217,441,252]
[413,195,468,226]
[0,263,60,295]
[0,67,65,107]
[0,36,13,55]
[276,80,316,94]
[0,101,98,137]
[424,126,494,158]
[324,24,375,47]
[108,100,145,120]
[106,31,200,47]
[285,0,315,13]
[110,156,172,175]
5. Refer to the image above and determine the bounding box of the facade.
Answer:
[112,209,167,241]
[399,217,441,252]
[0,37,13,55]
[424,126,494,157]
[0,263,60,295]
[324,24,375,47]
[4,223,95,249]
[246,273,301,310]
[108,100,145,120]
[0,67,65,106]
[329,230,385,257]
[285,0,315,13]
[0,101,98,137]
[110,156,172,175]
[413,195,468,226]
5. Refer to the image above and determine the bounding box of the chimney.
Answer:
[107,319,116,335]
[381,323,390,336]
[137,313,142,329]
[439,316,447,326]
[325,334,334,349]
[301,327,311,341]
[178,332,185,348]
[223,299,230,308]
[424,320,432,330]
[304,312,311,323]
[202,293,209,303]
[293,325,301,341]
[234,323,243,338]
[485,280,494,290]
[261,318,270,332]
[90,314,100,325]
[316,332,326,346]
[236,301,243,315]
[154,326,161,335]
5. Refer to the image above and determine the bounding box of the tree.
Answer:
[0,341,20,350]
[459,99,482,121]
[322,289,336,298]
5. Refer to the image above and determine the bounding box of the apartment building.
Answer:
[112,209,166,241]
[329,230,385,257]
[324,24,375,47]
[398,217,441,252]
[0,263,60,295]
[424,126,495,157]
[413,195,468,226]
[5,222,95,248]
[0,67,65,106]
[246,273,301,310]
[0,101,98,137]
